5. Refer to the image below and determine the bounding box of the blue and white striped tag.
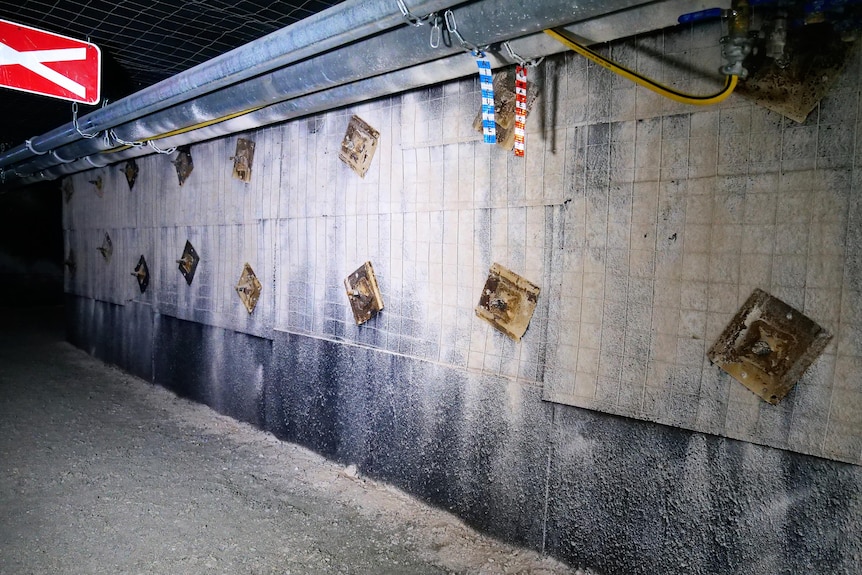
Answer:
[476,56,496,144]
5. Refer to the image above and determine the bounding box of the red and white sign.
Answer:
[0,19,100,104]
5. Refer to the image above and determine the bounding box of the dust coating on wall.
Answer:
[65,19,861,465]
[62,19,862,573]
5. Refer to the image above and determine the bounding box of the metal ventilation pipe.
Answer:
[2,0,719,187]
[0,0,463,169]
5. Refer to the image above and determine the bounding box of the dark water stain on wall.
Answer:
[545,403,862,575]
[67,297,862,574]
[152,313,268,427]
[66,296,153,382]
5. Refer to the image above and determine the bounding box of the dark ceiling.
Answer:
[1,0,344,151]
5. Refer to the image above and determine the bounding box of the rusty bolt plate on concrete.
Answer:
[338,115,379,178]
[122,159,139,191]
[176,240,200,286]
[708,288,832,405]
[62,178,74,203]
[64,248,76,276]
[231,138,256,183]
[89,175,103,197]
[344,261,384,325]
[173,145,194,186]
[96,232,112,262]
[476,263,540,341]
[131,255,150,293]
[235,262,262,314]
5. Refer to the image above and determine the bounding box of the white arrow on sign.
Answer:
[0,41,87,98]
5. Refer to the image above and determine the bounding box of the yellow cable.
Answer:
[104,29,733,157]
[544,28,738,106]
[104,105,266,153]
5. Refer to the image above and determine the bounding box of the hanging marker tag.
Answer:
[514,65,527,157]
[477,56,496,144]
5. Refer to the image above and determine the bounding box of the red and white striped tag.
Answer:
[513,65,527,157]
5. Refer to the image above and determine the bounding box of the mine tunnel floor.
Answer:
[0,306,574,575]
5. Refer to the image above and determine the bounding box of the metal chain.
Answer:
[72,102,100,139]
[109,129,146,149]
[396,0,435,27]
[148,140,177,155]
[503,41,544,68]
[443,9,487,56]
[429,14,441,48]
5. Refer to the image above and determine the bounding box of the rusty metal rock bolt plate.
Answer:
[173,145,194,186]
[738,26,851,124]
[96,232,113,262]
[176,240,200,286]
[122,159,139,191]
[62,178,74,203]
[708,288,832,405]
[476,263,540,341]
[235,262,262,314]
[338,115,379,178]
[64,248,76,276]
[131,255,150,293]
[231,138,255,183]
[89,175,104,197]
[344,261,384,325]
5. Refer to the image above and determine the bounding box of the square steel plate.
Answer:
[235,262,262,314]
[97,232,112,262]
[62,178,74,203]
[475,263,540,341]
[708,288,832,405]
[338,115,379,178]
[90,175,104,198]
[173,145,194,186]
[131,255,150,293]
[64,248,76,276]
[176,240,200,286]
[122,159,139,191]
[231,138,256,183]
[344,261,384,325]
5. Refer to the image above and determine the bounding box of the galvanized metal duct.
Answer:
[0,0,463,169]
[3,0,723,187]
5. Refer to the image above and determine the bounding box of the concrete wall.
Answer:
[63,20,862,574]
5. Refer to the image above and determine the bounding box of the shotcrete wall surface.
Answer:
[63,20,862,575]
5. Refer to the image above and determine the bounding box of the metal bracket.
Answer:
[708,288,832,405]
[96,232,113,262]
[338,115,379,178]
[172,145,194,186]
[231,138,255,183]
[475,263,540,341]
[64,249,76,276]
[122,159,139,191]
[62,178,74,203]
[89,175,104,197]
[235,262,262,314]
[176,240,200,285]
[344,261,384,325]
[131,255,150,293]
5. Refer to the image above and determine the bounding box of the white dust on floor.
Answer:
[0,340,589,575]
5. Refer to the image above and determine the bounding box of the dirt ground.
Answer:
[0,307,577,575]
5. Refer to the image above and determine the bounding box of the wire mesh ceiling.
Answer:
[0,0,345,151]
[1,0,346,89]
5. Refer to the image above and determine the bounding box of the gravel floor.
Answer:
[0,307,576,575]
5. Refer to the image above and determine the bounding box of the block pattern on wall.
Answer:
[63,22,862,464]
